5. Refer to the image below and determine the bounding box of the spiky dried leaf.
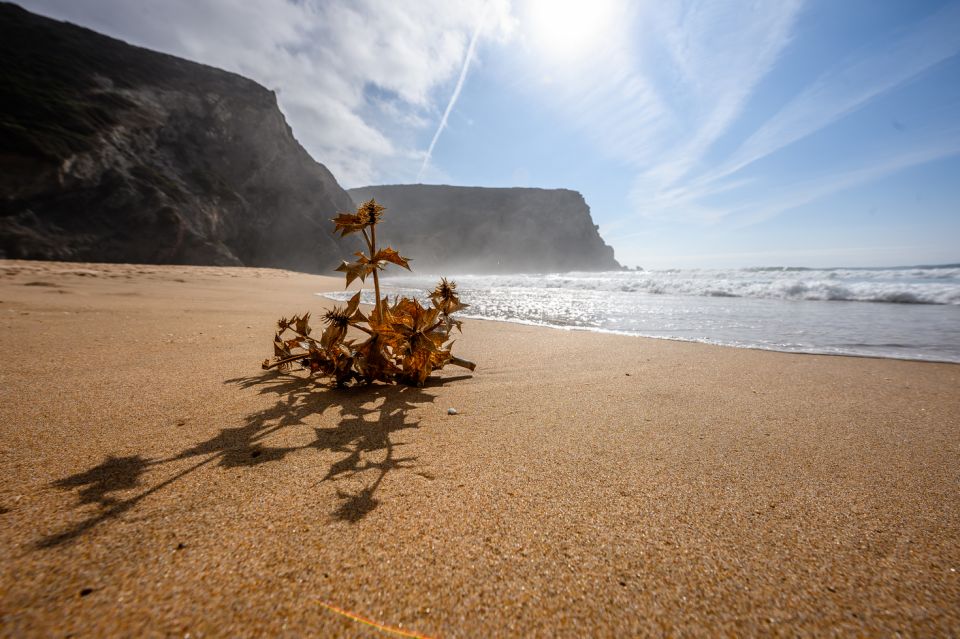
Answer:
[331,212,366,237]
[294,313,311,336]
[335,258,377,288]
[372,247,411,270]
[274,334,290,358]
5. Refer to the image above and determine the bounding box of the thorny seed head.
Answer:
[332,198,386,237]
[357,198,385,226]
[323,306,351,328]
[430,277,467,316]
[432,277,457,301]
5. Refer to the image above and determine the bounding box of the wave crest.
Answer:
[381,268,960,305]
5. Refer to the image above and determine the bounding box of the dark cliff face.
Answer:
[0,3,356,271]
[347,184,620,273]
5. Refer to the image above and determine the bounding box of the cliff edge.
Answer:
[347,184,620,273]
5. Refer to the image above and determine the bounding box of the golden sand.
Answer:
[1,260,958,636]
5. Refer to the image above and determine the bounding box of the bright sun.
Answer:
[525,0,622,59]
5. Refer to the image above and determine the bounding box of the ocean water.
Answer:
[322,265,960,363]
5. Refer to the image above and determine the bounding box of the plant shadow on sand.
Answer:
[36,371,470,549]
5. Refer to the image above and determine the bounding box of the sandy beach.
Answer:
[1,259,958,637]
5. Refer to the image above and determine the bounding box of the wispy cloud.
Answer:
[698,1,960,190]
[639,0,805,185]
[520,0,802,233]
[21,0,515,187]
[520,0,804,213]
[417,3,489,182]
[608,119,960,234]
[601,0,960,236]
[724,129,960,227]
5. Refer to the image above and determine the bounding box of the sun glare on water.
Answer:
[525,0,622,59]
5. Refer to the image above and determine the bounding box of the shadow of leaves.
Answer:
[36,371,469,548]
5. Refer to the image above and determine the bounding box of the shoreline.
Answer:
[2,260,959,636]
[320,289,960,366]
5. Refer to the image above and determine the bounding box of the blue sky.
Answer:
[23,0,960,268]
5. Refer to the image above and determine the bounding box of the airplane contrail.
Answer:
[416,4,489,182]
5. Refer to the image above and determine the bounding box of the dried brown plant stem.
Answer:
[291,323,373,339]
[262,354,310,370]
[369,224,382,317]
[360,225,383,318]
[450,355,477,372]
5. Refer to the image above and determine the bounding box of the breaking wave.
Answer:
[381,266,960,305]
[321,265,960,363]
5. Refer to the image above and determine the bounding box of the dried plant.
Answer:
[262,198,475,386]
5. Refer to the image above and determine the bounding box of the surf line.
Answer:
[316,599,438,639]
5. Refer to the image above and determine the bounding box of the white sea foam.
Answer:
[389,267,960,305]
[321,265,960,363]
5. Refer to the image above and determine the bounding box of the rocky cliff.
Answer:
[347,185,620,273]
[0,3,356,271]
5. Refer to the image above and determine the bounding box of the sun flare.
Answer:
[525,0,622,59]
